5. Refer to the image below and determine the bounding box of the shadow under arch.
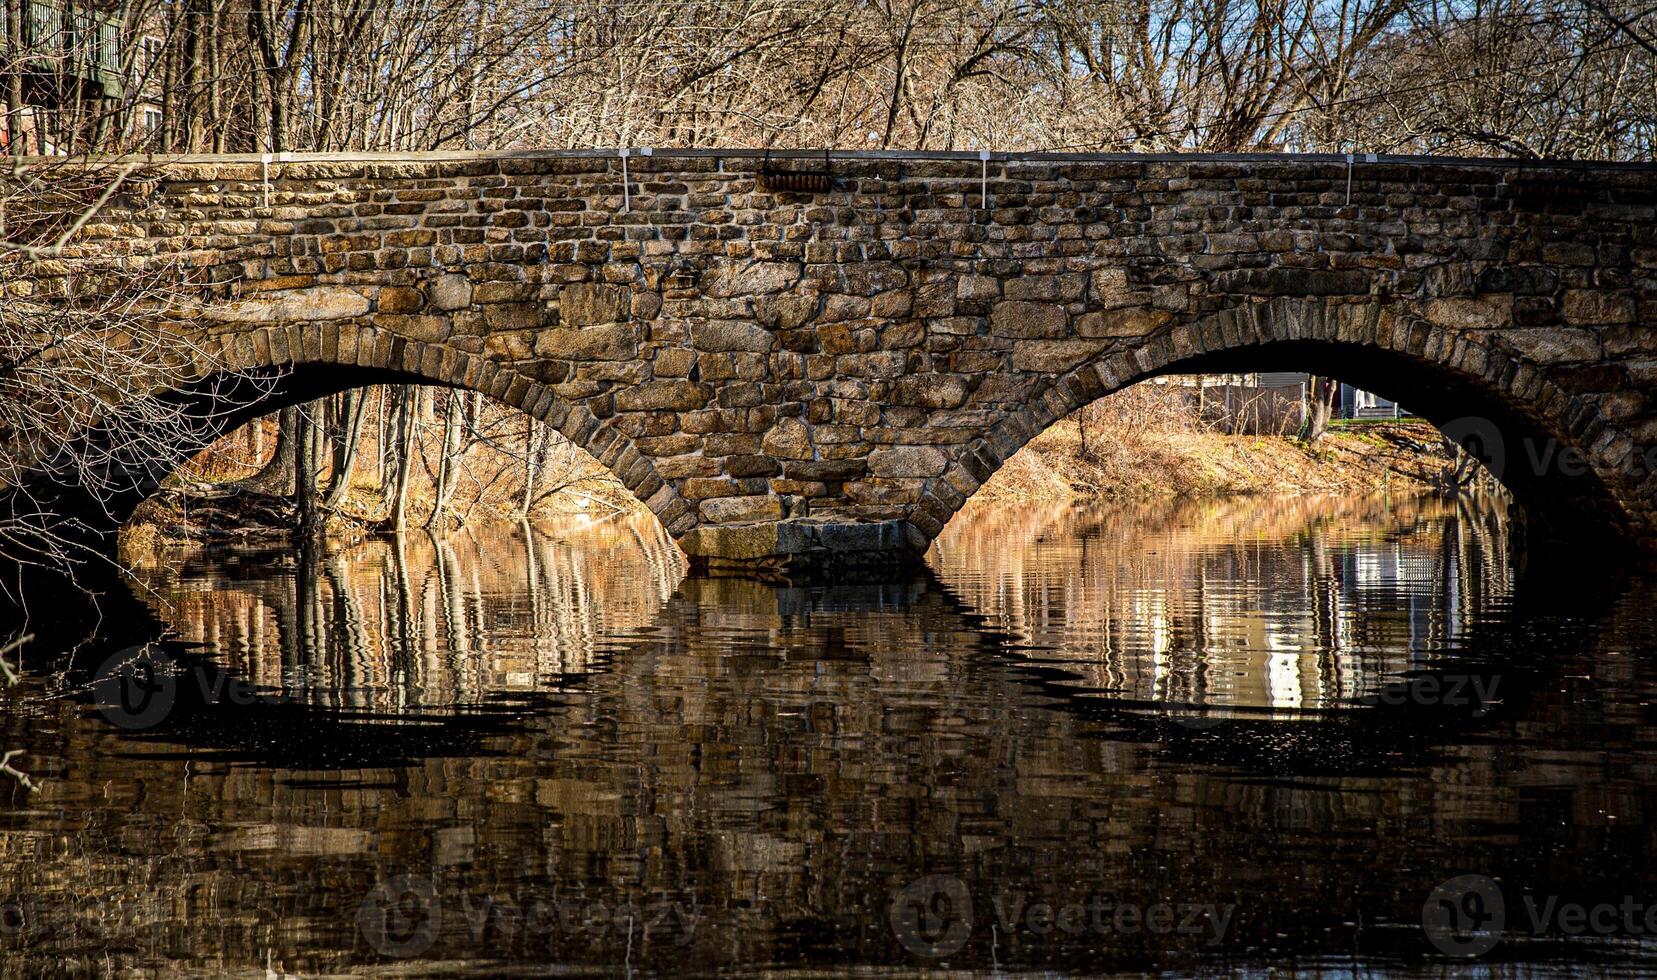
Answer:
[8,320,690,559]
[943,297,1636,551]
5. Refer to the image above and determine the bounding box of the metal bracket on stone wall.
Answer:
[619,147,654,213]
[1345,152,1378,206]
[979,150,991,216]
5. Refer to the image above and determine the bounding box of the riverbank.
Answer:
[974,418,1455,503]
[118,465,637,555]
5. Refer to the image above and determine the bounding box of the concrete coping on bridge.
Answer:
[12,147,1657,172]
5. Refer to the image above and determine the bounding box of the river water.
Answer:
[1,495,1654,976]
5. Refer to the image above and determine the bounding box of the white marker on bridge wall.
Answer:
[979,150,991,214]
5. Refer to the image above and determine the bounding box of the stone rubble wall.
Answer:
[45,150,1657,561]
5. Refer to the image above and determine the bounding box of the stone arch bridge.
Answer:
[15,149,1657,572]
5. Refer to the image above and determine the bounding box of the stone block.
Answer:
[1076,308,1171,337]
[695,320,775,352]
[1505,328,1601,364]
[653,348,698,377]
[534,324,637,360]
[220,285,371,322]
[700,494,785,523]
[892,374,970,409]
[614,380,709,411]
[1012,339,1107,372]
[378,285,425,313]
[1563,290,1635,326]
[762,417,814,459]
[702,261,800,297]
[1424,296,1513,330]
[678,523,779,559]
[559,282,630,325]
[868,446,948,478]
[990,300,1068,338]
[956,274,1000,301]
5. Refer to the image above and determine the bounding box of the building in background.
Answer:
[1,0,154,154]
[1161,373,1407,434]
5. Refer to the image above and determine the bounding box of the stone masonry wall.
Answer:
[41,150,1657,567]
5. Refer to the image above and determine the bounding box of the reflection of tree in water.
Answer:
[933,494,1518,713]
[4,498,1648,976]
[127,513,685,710]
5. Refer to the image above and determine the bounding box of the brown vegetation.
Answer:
[14,0,1654,159]
[122,386,640,551]
[974,384,1458,503]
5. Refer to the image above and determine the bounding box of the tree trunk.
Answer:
[240,406,297,493]
[388,386,420,531]
[520,416,553,519]
[425,390,465,529]
[294,400,324,538]
[322,388,369,510]
[4,0,23,156]
[183,0,210,151]
[1300,376,1337,444]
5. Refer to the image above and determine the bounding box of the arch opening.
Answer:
[3,338,684,578]
[939,320,1637,557]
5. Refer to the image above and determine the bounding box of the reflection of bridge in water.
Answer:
[5,495,1649,974]
[133,514,686,708]
[132,493,1517,716]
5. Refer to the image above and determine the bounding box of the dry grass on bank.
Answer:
[975,385,1454,503]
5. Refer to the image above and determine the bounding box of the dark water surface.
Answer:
[2,495,1655,976]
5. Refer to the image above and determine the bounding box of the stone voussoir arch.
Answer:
[933,294,1637,546]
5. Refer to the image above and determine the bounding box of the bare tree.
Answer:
[0,159,270,598]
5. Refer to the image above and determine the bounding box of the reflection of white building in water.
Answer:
[939,500,1512,716]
